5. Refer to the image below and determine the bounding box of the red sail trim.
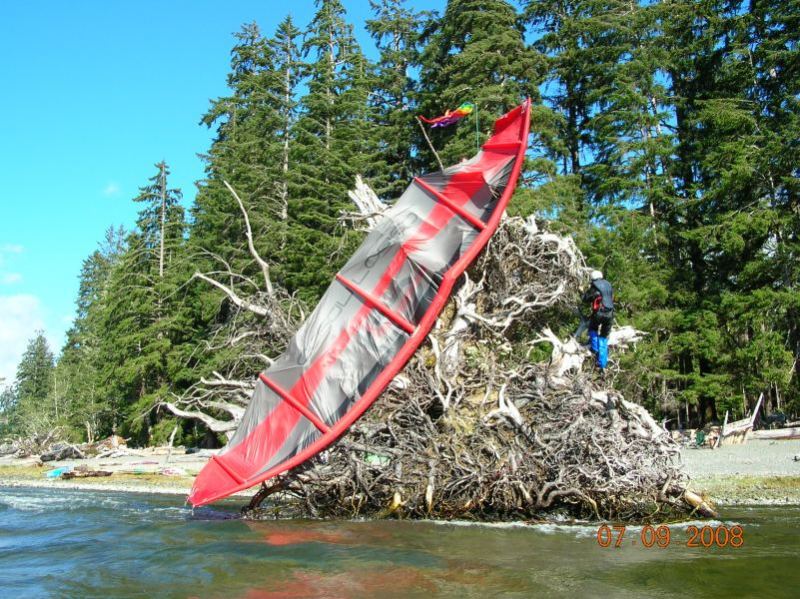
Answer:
[413,177,487,231]
[210,455,245,485]
[258,373,331,433]
[335,274,416,335]
[188,100,531,506]
[481,141,521,151]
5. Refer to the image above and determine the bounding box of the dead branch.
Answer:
[223,180,274,295]
[191,272,270,317]
[342,175,388,230]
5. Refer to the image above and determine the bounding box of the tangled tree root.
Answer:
[240,216,714,522]
[166,182,715,521]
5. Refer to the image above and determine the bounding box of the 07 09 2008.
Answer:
[595,524,744,548]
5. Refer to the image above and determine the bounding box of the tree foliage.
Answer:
[4,0,798,445]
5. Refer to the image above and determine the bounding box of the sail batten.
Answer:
[413,177,488,230]
[335,274,417,335]
[258,374,331,434]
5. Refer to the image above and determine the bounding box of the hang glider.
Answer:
[188,99,531,507]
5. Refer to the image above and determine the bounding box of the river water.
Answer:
[1,486,798,598]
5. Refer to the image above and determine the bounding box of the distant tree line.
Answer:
[1,0,796,445]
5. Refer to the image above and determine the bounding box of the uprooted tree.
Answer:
[164,180,716,522]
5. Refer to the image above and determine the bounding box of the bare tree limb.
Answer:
[223,180,274,295]
[191,272,269,317]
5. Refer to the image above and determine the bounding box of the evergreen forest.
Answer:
[2,0,798,447]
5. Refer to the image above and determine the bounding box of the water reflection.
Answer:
[0,486,798,598]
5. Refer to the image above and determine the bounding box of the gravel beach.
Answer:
[681,439,800,477]
[2,439,799,506]
[682,439,800,505]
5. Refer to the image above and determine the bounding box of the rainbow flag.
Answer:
[420,102,475,128]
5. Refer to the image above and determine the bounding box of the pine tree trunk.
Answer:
[159,162,166,279]
[280,63,290,222]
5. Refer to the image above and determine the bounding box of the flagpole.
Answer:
[416,116,445,173]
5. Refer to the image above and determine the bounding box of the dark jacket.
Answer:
[582,279,614,312]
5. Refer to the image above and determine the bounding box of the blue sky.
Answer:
[0,0,444,384]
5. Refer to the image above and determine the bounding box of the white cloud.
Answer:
[103,182,121,197]
[0,244,23,270]
[0,294,47,385]
[1,272,21,285]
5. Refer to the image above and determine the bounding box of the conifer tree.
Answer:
[366,0,427,198]
[285,0,379,299]
[419,0,544,166]
[10,332,55,436]
[134,161,184,278]
[269,16,303,224]
[192,21,298,291]
[56,227,126,440]
[523,0,602,180]
[98,164,186,441]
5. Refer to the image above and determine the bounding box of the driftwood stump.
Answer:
[164,179,715,522]
[242,216,713,521]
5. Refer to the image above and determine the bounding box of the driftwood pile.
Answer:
[0,434,129,462]
[166,180,714,522]
[244,216,708,521]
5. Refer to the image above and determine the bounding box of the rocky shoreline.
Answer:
[1,439,799,507]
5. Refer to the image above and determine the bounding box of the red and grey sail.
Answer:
[188,100,531,506]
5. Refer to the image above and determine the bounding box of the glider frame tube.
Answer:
[413,177,487,231]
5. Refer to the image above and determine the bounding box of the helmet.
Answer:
[590,270,603,281]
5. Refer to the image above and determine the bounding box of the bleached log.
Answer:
[162,402,238,437]
[344,175,388,230]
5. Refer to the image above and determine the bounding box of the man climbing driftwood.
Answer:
[581,270,615,372]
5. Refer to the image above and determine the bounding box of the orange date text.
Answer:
[595,524,744,548]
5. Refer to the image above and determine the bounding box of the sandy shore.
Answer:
[681,439,800,477]
[2,439,799,506]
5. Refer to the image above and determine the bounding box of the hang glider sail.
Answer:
[188,99,531,507]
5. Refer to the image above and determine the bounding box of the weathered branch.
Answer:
[223,180,274,295]
[162,402,238,435]
[191,272,269,317]
[343,175,388,230]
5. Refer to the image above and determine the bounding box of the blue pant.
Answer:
[588,330,609,369]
